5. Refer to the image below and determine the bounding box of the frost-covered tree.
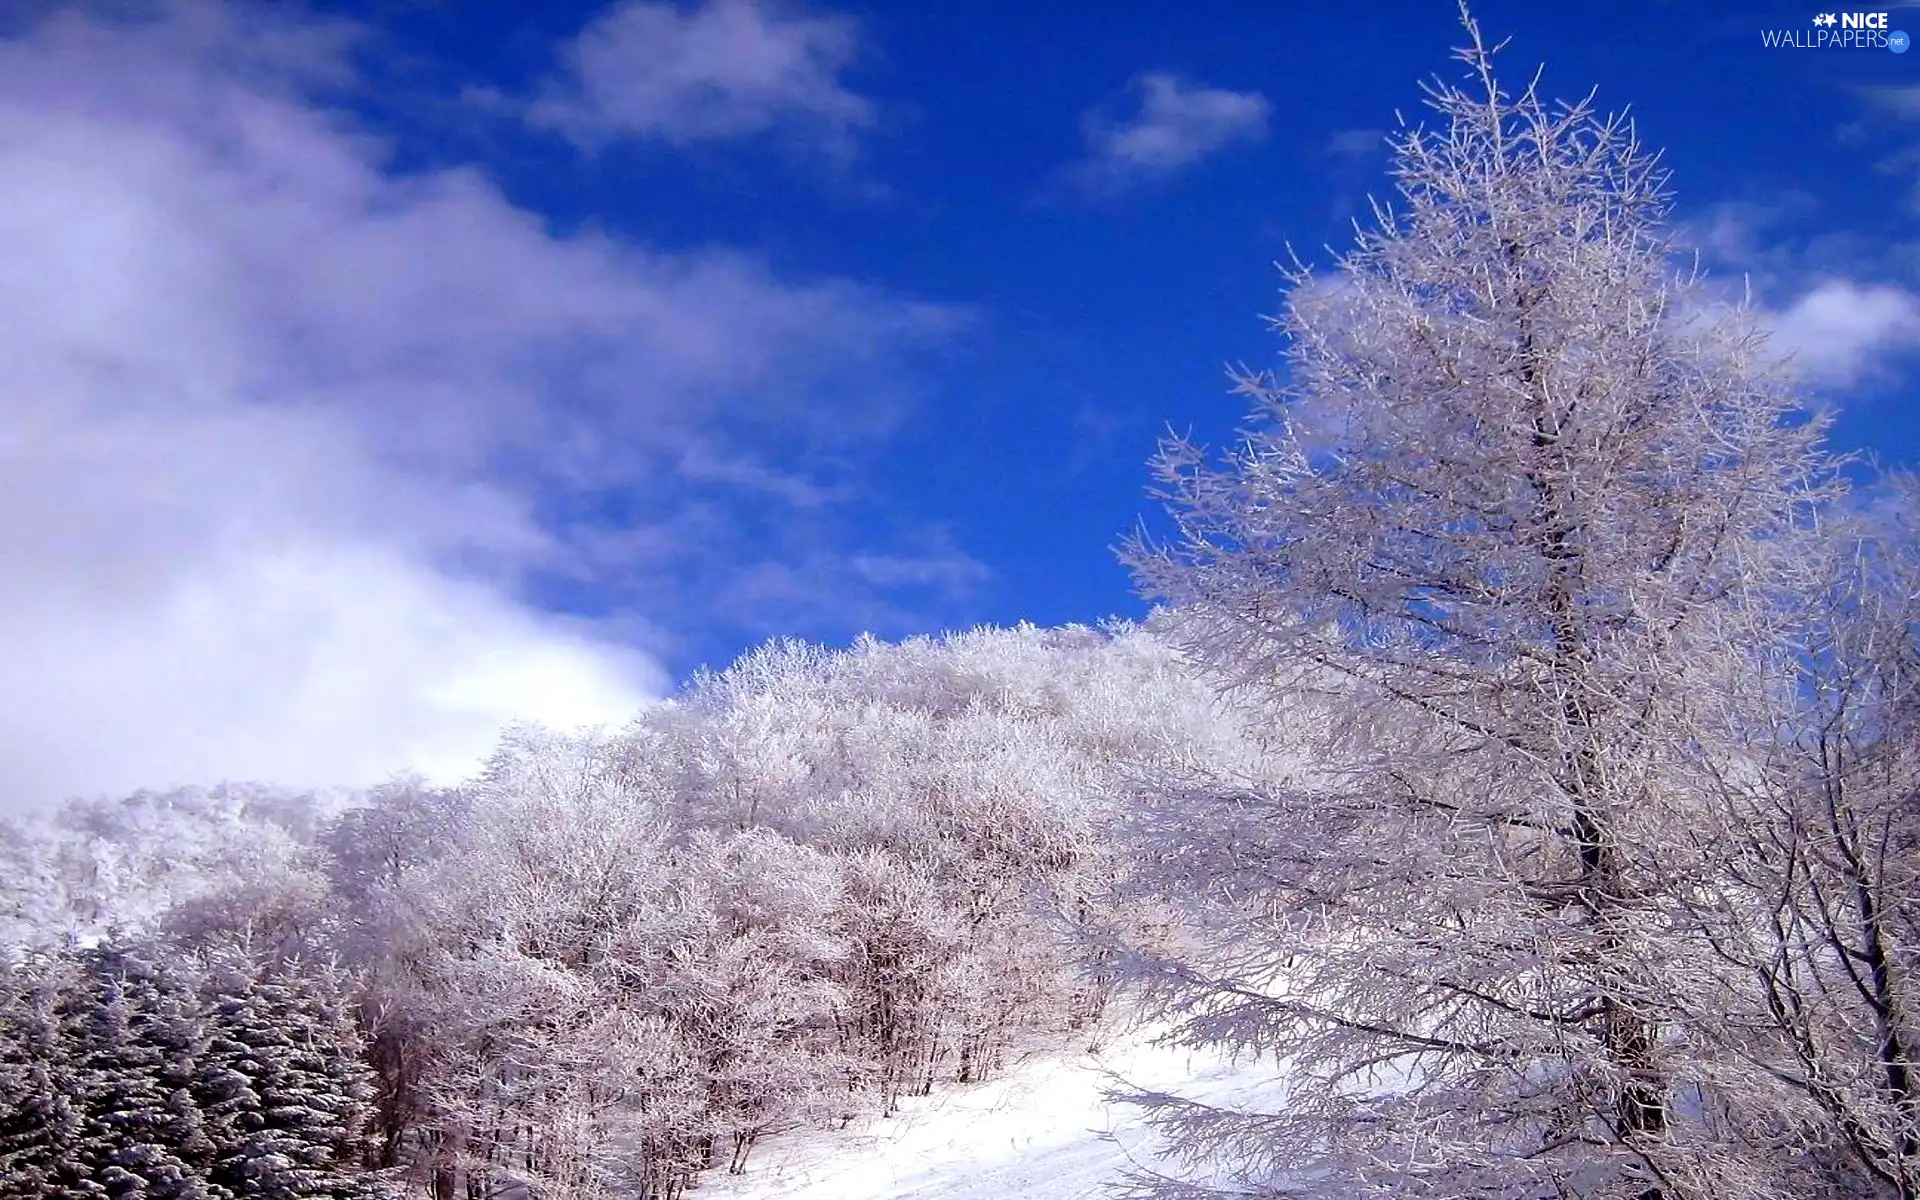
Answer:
[1675,488,1920,1197]
[195,952,384,1200]
[384,727,672,1200]
[0,952,83,1194]
[345,621,1237,1196]
[61,947,213,1199]
[0,784,349,950]
[1118,12,1839,1199]
[8,617,1254,1197]
[0,942,385,1200]
[672,624,1198,1104]
[314,779,470,1168]
[659,829,853,1173]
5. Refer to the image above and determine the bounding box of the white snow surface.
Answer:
[702,1020,1291,1200]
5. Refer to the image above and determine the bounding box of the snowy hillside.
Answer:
[705,1019,1291,1200]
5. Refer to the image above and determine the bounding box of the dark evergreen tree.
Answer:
[63,948,214,1199]
[0,953,82,1195]
[195,953,384,1200]
[2,940,389,1199]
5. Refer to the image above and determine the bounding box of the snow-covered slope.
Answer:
[703,1021,1290,1200]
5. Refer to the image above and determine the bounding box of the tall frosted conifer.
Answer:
[1120,10,1838,1198]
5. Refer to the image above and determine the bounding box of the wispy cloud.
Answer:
[1061,71,1269,197]
[705,528,992,647]
[518,0,874,154]
[0,1,951,809]
[1324,127,1385,162]
[1838,87,1920,214]
[1852,84,1920,120]
[851,546,991,591]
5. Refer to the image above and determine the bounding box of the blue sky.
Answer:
[6,0,1920,803]
[327,0,1920,644]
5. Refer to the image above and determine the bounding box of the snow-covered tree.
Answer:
[194,952,384,1200]
[340,621,1238,1195]
[60,947,213,1199]
[385,728,673,1199]
[0,951,83,1194]
[0,941,386,1200]
[314,779,470,1169]
[0,784,349,950]
[1117,12,1840,1198]
[1672,488,1920,1196]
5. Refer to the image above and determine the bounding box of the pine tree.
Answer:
[195,953,383,1200]
[0,953,83,1195]
[54,947,215,1199]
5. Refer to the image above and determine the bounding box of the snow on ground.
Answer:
[702,1020,1292,1200]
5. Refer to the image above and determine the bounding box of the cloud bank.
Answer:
[0,2,942,808]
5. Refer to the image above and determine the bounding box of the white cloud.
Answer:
[1764,280,1920,387]
[1067,72,1269,195]
[850,550,991,590]
[1324,127,1384,162]
[0,2,941,809]
[1,542,659,803]
[524,0,873,152]
[1674,197,1920,389]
